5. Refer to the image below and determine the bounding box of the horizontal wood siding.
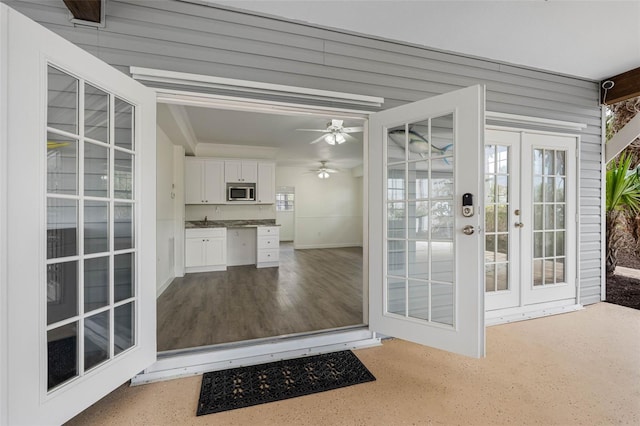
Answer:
[5,0,604,304]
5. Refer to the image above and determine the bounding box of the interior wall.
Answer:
[156,127,176,296]
[276,211,294,241]
[276,166,363,249]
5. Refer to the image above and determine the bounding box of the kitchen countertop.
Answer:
[185,219,279,229]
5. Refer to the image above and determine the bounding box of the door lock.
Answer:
[515,222,524,228]
[462,225,475,235]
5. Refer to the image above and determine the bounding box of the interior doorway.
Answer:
[484,128,577,312]
[156,103,369,352]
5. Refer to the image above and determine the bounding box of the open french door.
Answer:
[369,85,486,358]
[1,5,156,425]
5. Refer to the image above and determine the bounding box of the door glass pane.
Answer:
[485,235,495,262]
[496,264,509,291]
[47,261,78,325]
[387,125,406,163]
[47,198,78,259]
[85,83,109,143]
[408,201,429,239]
[385,113,456,326]
[388,278,406,316]
[114,253,134,302]
[84,142,109,197]
[387,164,405,200]
[408,161,429,199]
[387,202,406,239]
[408,279,429,320]
[47,133,78,195]
[485,264,495,292]
[85,256,109,312]
[84,200,109,254]
[114,150,134,200]
[47,322,78,391]
[408,240,429,279]
[431,200,453,240]
[432,157,453,198]
[533,259,543,286]
[85,311,110,371]
[408,119,430,161]
[431,114,454,157]
[114,203,134,250]
[388,240,406,276]
[431,242,453,282]
[114,98,134,150]
[47,66,78,134]
[114,303,135,355]
[431,283,454,326]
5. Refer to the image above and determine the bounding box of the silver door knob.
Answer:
[462,225,475,235]
[515,222,524,228]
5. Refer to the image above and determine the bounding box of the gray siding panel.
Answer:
[5,0,604,305]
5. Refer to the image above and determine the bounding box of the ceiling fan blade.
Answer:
[341,126,363,133]
[296,128,329,132]
[325,168,339,173]
[330,119,344,128]
[309,134,328,144]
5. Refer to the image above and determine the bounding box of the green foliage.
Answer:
[606,153,640,214]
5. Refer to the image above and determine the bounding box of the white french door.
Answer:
[369,85,485,358]
[1,5,156,425]
[485,129,577,312]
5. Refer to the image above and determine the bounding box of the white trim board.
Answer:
[605,113,640,163]
[486,300,583,326]
[486,111,587,131]
[131,67,384,108]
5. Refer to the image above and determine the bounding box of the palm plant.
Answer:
[606,153,640,274]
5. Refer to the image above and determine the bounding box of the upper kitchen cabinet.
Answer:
[184,157,225,204]
[257,162,275,204]
[225,160,258,183]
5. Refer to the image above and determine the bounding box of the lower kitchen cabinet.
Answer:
[257,226,280,268]
[185,228,227,272]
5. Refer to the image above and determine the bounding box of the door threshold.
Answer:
[486,299,583,326]
[133,326,380,385]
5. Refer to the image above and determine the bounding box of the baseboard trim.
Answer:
[157,275,175,298]
[293,243,363,250]
[486,301,583,326]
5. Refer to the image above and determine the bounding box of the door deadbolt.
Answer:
[462,225,475,235]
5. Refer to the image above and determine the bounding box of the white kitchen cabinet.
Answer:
[185,228,227,272]
[257,162,276,204]
[184,157,225,204]
[257,226,280,268]
[225,160,257,183]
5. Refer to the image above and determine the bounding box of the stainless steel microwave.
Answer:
[227,183,256,201]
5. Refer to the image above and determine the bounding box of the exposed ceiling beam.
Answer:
[601,67,640,105]
[63,0,102,23]
[605,113,640,163]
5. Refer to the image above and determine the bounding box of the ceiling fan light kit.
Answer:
[318,170,330,179]
[298,119,363,145]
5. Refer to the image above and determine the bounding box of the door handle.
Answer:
[462,225,475,235]
[515,222,524,228]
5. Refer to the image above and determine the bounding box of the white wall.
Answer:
[276,166,363,249]
[156,127,177,296]
[276,211,294,241]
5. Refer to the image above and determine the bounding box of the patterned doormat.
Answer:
[196,350,376,416]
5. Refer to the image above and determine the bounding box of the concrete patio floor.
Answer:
[66,302,640,425]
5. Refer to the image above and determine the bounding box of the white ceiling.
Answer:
[214,0,640,81]
[158,104,365,169]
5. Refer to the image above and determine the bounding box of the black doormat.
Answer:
[196,350,376,416]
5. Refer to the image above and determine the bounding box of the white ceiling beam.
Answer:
[165,104,198,155]
[606,113,640,164]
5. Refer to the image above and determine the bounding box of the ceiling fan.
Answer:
[297,119,363,145]
[310,160,338,179]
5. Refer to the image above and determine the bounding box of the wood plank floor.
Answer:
[157,243,364,351]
